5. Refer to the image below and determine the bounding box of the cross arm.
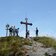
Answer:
[28,23,32,26]
[20,21,32,26]
[20,21,26,24]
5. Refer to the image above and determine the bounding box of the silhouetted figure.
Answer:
[13,26,16,36]
[15,28,19,36]
[36,27,38,37]
[27,30,29,38]
[9,26,13,36]
[6,24,9,36]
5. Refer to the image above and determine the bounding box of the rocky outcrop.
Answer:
[24,41,56,56]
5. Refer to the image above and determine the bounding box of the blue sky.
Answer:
[0,0,56,38]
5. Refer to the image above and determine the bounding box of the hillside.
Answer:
[33,36,56,49]
[0,36,56,56]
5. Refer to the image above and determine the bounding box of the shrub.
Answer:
[45,52,49,56]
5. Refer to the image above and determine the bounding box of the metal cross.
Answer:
[20,18,32,38]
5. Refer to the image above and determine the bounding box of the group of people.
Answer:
[9,26,19,36]
[6,24,19,36]
[6,24,39,37]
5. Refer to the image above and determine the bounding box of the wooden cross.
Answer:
[20,18,32,38]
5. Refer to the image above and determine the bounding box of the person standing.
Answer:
[13,26,16,36]
[9,26,13,36]
[36,27,39,37]
[15,28,19,36]
[6,24,9,36]
[27,30,29,38]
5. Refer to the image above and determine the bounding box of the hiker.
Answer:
[13,26,16,36]
[9,26,13,36]
[27,30,29,38]
[15,28,19,36]
[36,27,38,37]
[6,24,9,36]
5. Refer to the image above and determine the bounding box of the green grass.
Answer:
[0,36,56,56]
[33,36,56,49]
[0,36,32,56]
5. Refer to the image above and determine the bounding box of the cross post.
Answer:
[20,18,32,38]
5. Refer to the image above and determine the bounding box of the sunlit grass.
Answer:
[0,36,32,56]
[0,36,56,56]
[33,36,56,49]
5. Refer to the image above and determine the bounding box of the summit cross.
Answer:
[20,18,32,38]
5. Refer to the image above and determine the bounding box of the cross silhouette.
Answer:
[20,18,32,38]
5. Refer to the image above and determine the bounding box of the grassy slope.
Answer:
[33,36,56,49]
[0,36,56,56]
[0,36,32,56]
